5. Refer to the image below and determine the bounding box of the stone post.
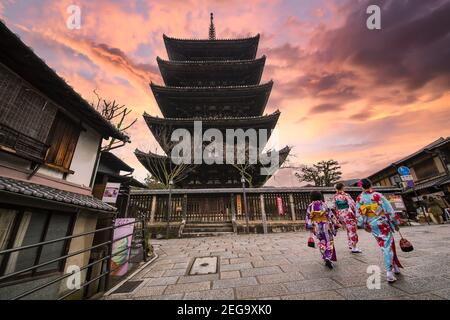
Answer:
[182,194,188,221]
[289,194,296,221]
[230,193,237,233]
[260,194,268,234]
[149,195,157,224]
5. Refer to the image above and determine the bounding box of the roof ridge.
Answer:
[163,33,260,42]
[143,110,280,121]
[150,81,273,90]
[156,55,266,64]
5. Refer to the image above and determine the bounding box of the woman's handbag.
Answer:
[307,236,315,248]
[398,230,414,252]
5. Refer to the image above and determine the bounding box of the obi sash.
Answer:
[360,203,383,218]
[310,210,328,223]
[335,199,349,210]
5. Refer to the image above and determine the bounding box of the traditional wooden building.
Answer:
[367,137,450,215]
[0,21,133,299]
[135,14,290,189]
[93,151,146,215]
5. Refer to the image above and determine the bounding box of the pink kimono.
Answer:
[332,191,359,249]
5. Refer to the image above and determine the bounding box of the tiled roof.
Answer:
[0,176,116,212]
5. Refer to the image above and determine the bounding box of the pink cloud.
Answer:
[2,0,449,183]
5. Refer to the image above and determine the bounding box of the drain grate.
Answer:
[188,256,218,275]
[111,280,143,294]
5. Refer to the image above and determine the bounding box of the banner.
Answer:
[236,194,242,215]
[102,182,121,204]
[276,197,285,216]
[111,218,135,276]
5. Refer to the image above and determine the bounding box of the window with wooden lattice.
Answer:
[45,112,81,173]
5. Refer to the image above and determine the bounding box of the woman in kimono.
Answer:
[306,191,340,269]
[332,183,362,253]
[355,179,402,283]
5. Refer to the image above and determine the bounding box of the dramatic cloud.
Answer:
[2,0,449,182]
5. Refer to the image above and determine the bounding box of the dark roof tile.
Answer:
[0,176,116,212]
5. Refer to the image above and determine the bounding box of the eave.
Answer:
[150,81,273,118]
[163,34,260,61]
[157,56,266,87]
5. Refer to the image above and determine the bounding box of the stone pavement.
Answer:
[105,224,450,300]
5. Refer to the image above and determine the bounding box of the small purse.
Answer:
[307,236,315,248]
[398,230,414,252]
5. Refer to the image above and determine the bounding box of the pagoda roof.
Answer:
[163,34,260,61]
[157,56,266,87]
[150,81,273,118]
[134,146,291,188]
[143,111,280,154]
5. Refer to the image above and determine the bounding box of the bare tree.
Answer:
[232,163,255,187]
[92,89,137,151]
[140,124,195,189]
[232,145,293,187]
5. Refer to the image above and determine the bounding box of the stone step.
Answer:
[181,231,235,238]
[182,222,234,237]
[183,226,233,232]
[184,223,233,227]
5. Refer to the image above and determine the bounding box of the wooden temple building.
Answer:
[130,15,402,237]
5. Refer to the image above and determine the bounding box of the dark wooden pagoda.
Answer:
[135,14,290,188]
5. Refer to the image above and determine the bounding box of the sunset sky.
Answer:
[1,0,450,184]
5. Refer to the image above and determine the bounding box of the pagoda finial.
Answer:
[209,12,216,40]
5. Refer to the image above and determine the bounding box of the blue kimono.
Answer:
[355,190,402,272]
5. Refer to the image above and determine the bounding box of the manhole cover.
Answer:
[111,280,143,294]
[188,256,218,275]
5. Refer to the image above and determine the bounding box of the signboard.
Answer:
[386,194,406,212]
[276,197,285,216]
[400,175,413,181]
[111,218,135,276]
[236,194,242,215]
[397,166,411,176]
[102,182,121,204]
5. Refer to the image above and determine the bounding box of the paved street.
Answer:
[105,224,450,300]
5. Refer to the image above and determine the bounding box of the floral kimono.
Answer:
[355,190,402,272]
[306,200,338,262]
[332,191,359,249]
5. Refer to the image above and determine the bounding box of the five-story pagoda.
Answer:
[135,14,290,188]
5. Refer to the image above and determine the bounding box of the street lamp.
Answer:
[241,176,249,234]
[166,179,174,239]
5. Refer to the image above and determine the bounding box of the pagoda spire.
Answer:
[209,12,216,40]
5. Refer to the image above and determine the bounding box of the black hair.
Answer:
[310,191,323,201]
[335,182,344,191]
[361,178,372,189]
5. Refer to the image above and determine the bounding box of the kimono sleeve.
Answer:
[346,193,357,215]
[325,202,336,220]
[355,194,365,228]
[305,204,313,230]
